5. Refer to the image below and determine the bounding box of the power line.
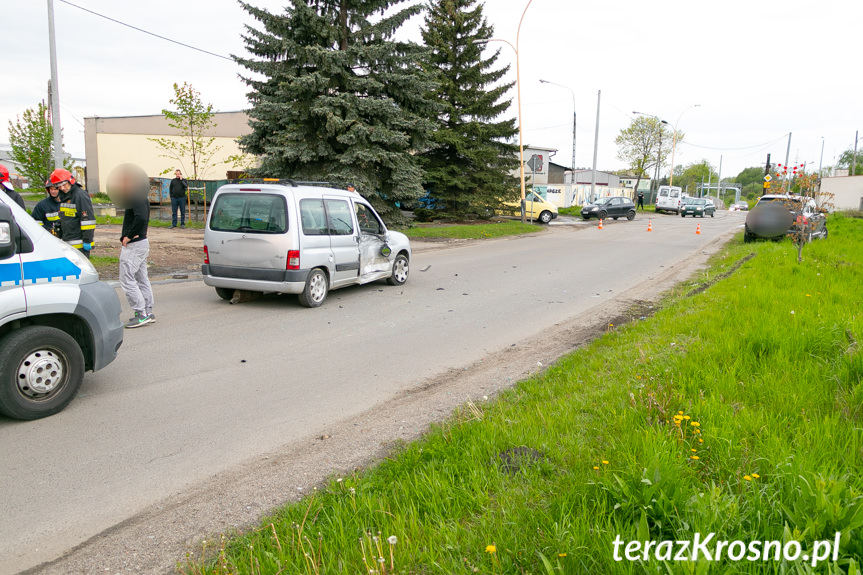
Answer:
[680,133,790,152]
[57,0,233,62]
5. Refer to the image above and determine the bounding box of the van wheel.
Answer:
[539,210,553,224]
[387,254,409,286]
[0,326,85,420]
[215,287,234,301]
[298,268,328,308]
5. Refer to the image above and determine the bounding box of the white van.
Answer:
[655,185,686,214]
[202,182,412,308]
[0,194,123,420]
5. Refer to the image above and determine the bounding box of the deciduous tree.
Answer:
[7,102,74,188]
[614,117,679,196]
[149,82,222,181]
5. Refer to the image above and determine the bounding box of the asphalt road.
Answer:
[0,210,745,573]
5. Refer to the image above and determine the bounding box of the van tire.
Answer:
[215,287,234,301]
[298,268,328,308]
[387,254,409,286]
[0,326,85,420]
[539,210,553,224]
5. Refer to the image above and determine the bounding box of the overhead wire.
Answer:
[57,0,234,62]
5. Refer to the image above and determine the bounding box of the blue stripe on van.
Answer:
[22,258,82,283]
[0,262,22,285]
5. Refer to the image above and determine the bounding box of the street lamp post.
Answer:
[633,111,668,201]
[476,0,534,223]
[539,79,576,205]
[668,104,700,186]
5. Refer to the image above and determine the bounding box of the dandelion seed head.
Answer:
[388,535,398,545]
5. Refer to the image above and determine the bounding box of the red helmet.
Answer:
[0,164,10,183]
[49,168,76,186]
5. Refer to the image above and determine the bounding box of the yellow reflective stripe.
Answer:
[47,216,60,220]
[80,219,96,225]
[67,240,83,246]
[80,225,96,230]
[37,221,44,226]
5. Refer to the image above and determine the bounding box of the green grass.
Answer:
[557,206,581,217]
[181,215,863,575]
[404,220,542,240]
[95,215,205,229]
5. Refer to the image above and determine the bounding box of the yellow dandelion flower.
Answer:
[744,475,752,481]
[691,455,700,460]
[806,294,812,297]
[691,421,700,427]
[678,411,683,415]
[698,438,703,443]
[683,415,691,420]
[752,473,760,479]
[593,466,599,470]
[691,448,697,452]
[486,544,496,554]
[602,460,609,465]
[558,553,567,557]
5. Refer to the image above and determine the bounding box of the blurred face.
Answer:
[175,170,182,178]
[57,181,72,193]
[47,185,60,198]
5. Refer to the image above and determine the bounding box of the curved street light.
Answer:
[668,104,700,186]
[539,79,576,200]
[475,0,534,223]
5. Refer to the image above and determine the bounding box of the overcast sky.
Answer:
[4,0,860,182]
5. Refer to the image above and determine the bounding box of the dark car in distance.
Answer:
[680,197,715,218]
[581,196,636,221]
[744,194,827,243]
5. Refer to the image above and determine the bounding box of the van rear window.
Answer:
[210,193,288,234]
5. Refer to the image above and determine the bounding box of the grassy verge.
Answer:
[404,220,542,240]
[558,206,581,217]
[95,215,205,229]
[182,215,863,574]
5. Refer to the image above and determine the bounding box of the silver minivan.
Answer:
[202,183,411,307]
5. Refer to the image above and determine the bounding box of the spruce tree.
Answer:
[420,0,519,218]
[236,0,438,222]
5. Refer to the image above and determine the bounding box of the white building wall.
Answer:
[820,176,863,211]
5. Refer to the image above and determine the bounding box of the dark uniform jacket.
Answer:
[31,196,63,236]
[2,189,26,210]
[58,183,96,248]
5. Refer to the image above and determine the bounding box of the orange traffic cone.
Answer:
[598,218,604,230]
[647,220,653,232]
[696,223,702,235]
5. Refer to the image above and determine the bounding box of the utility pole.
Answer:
[590,90,601,203]
[784,132,792,192]
[853,130,859,176]
[763,153,771,195]
[818,139,824,176]
[716,155,723,201]
[47,0,64,170]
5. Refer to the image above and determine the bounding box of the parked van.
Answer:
[655,185,686,214]
[0,194,123,420]
[202,182,412,308]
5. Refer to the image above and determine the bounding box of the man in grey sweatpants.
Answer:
[120,190,154,328]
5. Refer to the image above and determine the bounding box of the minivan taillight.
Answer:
[287,250,300,270]
[204,245,210,264]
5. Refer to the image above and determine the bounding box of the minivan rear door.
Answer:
[208,192,290,270]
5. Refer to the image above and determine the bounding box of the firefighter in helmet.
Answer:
[50,168,96,257]
[31,179,63,237]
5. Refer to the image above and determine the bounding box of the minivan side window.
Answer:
[355,203,383,235]
[299,199,327,235]
[325,200,354,235]
[211,193,287,234]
